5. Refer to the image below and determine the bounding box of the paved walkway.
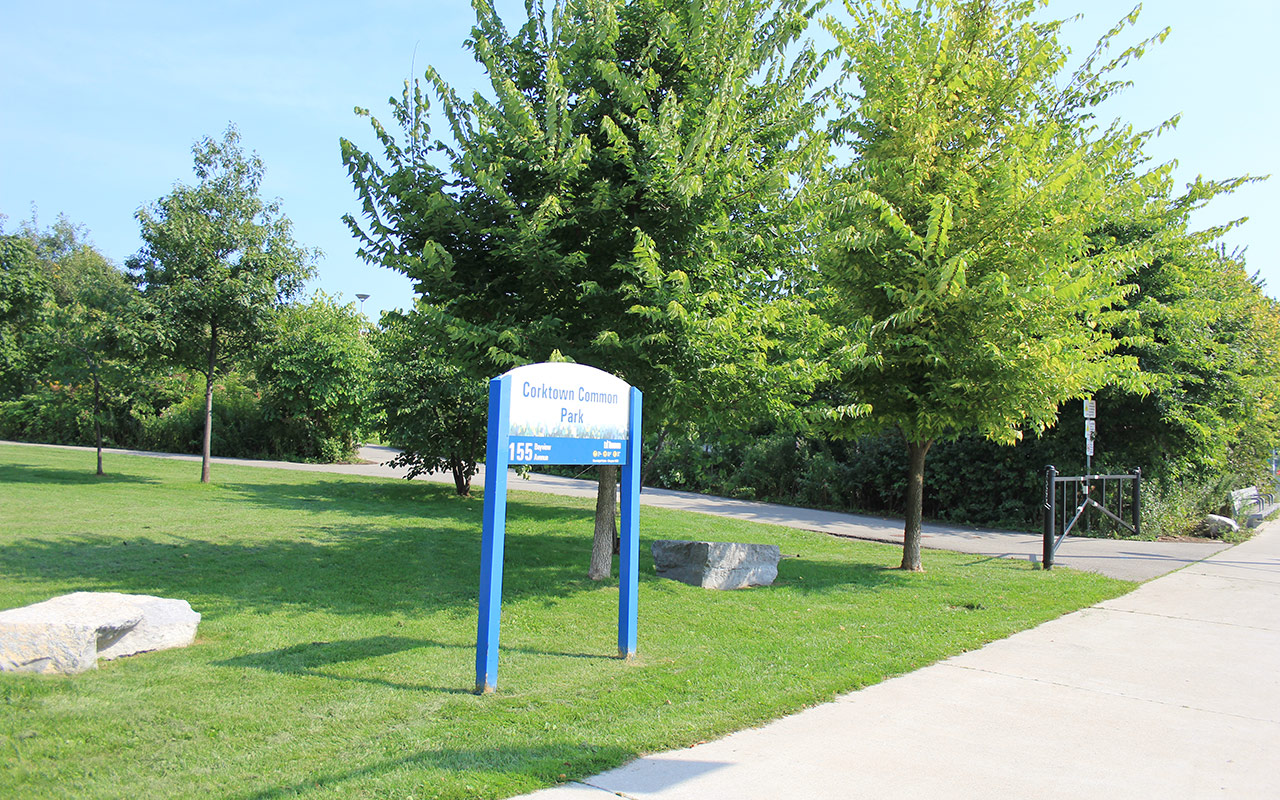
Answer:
[5,441,1227,581]
[521,522,1280,799]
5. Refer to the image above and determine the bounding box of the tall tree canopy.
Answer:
[344,0,832,577]
[129,125,316,482]
[820,0,1162,569]
[1097,174,1280,483]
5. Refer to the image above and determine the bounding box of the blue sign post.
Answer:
[476,363,642,693]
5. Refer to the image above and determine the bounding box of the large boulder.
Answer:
[0,592,200,675]
[651,540,781,590]
[1201,514,1240,538]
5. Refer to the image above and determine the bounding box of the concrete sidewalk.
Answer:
[522,523,1280,799]
[4,440,1228,581]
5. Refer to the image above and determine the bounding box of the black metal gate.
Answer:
[1042,466,1141,569]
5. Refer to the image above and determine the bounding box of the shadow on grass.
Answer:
[215,635,617,693]
[238,742,641,800]
[773,556,914,593]
[215,636,476,694]
[2,460,611,613]
[216,475,476,515]
[0,525,608,617]
[0,463,160,485]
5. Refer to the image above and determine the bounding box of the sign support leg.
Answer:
[476,376,511,693]
[617,387,642,658]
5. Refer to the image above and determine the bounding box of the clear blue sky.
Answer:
[2,1,1276,321]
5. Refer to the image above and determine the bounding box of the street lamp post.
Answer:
[355,293,370,315]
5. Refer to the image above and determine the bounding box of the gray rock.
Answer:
[0,592,200,675]
[1201,514,1240,538]
[651,540,781,590]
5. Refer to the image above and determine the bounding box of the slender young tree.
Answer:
[820,0,1163,569]
[344,0,832,577]
[40,225,147,475]
[130,126,315,482]
[4,216,154,474]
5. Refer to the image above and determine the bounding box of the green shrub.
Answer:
[646,431,738,495]
[139,372,269,458]
[255,296,371,463]
[0,383,93,445]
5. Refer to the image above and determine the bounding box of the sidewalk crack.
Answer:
[1099,605,1279,632]
[577,779,638,798]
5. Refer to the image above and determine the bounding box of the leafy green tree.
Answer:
[1,215,155,473]
[254,294,374,462]
[37,223,149,474]
[820,0,1162,569]
[370,309,489,495]
[1095,176,1280,485]
[343,0,831,577]
[129,125,316,482]
[0,233,48,400]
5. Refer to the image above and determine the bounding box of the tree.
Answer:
[343,0,831,578]
[254,294,373,462]
[31,218,149,474]
[1094,175,1280,485]
[129,125,316,482]
[820,0,1162,569]
[1,215,154,473]
[0,233,48,400]
[370,309,489,495]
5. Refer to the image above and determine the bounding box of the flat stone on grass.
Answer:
[1201,513,1240,538]
[652,540,782,590]
[0,592,200,675]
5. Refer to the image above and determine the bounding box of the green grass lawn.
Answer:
[0,444,1131,799]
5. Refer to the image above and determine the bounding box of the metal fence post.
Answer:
[1131,467,1142,539]
[1043,465,1057,570]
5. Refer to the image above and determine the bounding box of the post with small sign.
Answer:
[1083,398,1097,475]
[1082,398,1097,533]
[475,362,642,693]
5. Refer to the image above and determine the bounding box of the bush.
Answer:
[139,372,269,458]
[0,383,93,445]
[1139,475,1235,539]
[255,297,372,462]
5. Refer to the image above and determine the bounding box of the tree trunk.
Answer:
[92,371,103,476]
[589,465,619,580]
[451,459,471,497]
[901,438,933,572]
[201,324,218,484]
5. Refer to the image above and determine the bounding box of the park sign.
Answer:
[506,362,631,465]
[476,362,642,693]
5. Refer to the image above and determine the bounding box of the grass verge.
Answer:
[0,444,1131,799]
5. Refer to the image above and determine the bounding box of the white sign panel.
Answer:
[1085,419,1096,438]
[505,362,631,440]
[1083,399,1096,419]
